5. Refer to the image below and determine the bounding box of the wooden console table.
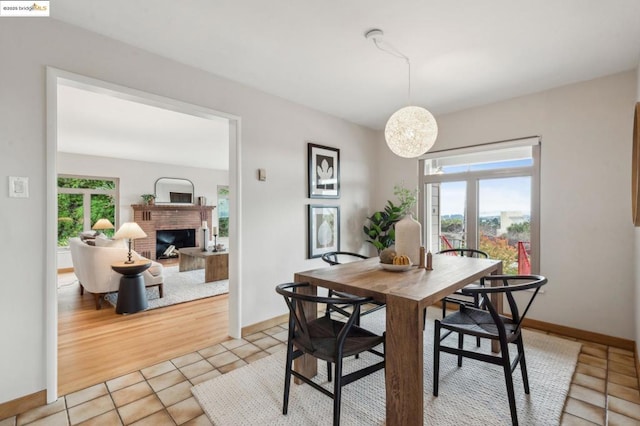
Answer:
[178,247,229,282]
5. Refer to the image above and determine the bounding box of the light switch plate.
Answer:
[258,169,267,181]
[9,176,29,198]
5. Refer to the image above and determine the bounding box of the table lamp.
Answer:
[92,218,115,236]
[113,222,147,264]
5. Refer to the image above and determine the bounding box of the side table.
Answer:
[111,260,151,314]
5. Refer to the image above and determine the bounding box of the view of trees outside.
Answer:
[441,215,530,275]
[217,185,229,237]
[438,176,531,275]
[58,177,116,246]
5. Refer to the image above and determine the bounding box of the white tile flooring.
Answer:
[3,326,640,424]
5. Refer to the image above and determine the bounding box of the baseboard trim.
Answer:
[636,343,640,388]
[523,318,635,351]
[0,390,46,421]
[57,267,74,274]
[242,313,288,337]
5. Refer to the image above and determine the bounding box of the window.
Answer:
[217,185,229,238]
[57,176,118,246]
[419,138,540,274]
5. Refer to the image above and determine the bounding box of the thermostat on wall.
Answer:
[9,176,29,198]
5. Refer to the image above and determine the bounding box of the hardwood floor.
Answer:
[57,279,229,397]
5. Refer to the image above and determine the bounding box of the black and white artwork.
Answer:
[308,143,340,198]
[308,205,340,258]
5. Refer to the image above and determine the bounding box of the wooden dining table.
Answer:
[294,254,503,426]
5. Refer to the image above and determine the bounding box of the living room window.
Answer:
[419,137,540,274]
[57,175,118,246]
[217,185,229,238]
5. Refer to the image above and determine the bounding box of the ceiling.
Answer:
[52,1,640,164]
[57,84,230,170]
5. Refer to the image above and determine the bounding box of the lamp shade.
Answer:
[92,218,115,230]
[384,106,438,158]
[113,222,147,240]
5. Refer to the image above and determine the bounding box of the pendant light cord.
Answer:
[372,38,412,104]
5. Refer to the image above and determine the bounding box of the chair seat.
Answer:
[294,316,384,362]
[441,307,519,342]
[459,283,481,295]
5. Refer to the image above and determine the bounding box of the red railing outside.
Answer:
[517,241,531,274]
[440,235,455,250]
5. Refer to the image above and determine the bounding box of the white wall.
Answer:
[57,152,228,224]
[377,70,638,340]
[0,19,377,404]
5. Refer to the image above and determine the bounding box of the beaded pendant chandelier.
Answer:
[366,29,438,158]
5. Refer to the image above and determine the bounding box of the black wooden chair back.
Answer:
[321,251,368,266]
[433,274,548,426]
[275,282,385,426]
[320,251,385,322]
[431,248,491,335]
[437,248,489,258]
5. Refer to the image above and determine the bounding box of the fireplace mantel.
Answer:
[132,204,216,212]
[132,204,216,260]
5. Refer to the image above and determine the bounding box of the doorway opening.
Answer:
[46,67,242,402]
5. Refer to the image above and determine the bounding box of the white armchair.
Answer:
[69,237,164,309]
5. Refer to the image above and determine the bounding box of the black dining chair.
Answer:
[276,282,385,426]
[433,274,548,426]
[437,248,490,316]
[320,251,368,266]
[423,248,490,346]
[321,251,386,323]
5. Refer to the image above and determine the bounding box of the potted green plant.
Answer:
[363,200,403,252]
[363,184,418,253]
[140,194,155,205]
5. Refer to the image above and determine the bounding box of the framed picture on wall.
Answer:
[308,204,340,258]
[308,143,340,198]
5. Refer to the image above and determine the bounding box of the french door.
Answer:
[420,138,540,274]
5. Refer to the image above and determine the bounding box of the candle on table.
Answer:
[201,221,208,229]
[213,226,217,235]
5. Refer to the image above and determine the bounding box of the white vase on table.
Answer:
[394,213,422,265]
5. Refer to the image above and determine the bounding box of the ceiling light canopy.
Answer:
[366,29,438,158]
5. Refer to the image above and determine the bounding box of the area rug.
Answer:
[192,309,580,425]
[104,265,228,310]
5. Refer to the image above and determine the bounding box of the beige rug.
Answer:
[103,265,228,310]
[192,309,581,425]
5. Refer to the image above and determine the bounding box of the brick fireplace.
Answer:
[132,204,216,260]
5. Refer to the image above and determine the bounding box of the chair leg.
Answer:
[516,334,530,394]
[473,294,481,347]
[501,340,519,426]
[441,299,447,318]
[423,307,427,331]
[333,359,343,426]
[327,361,332,382]
[79,284,84,295]
[282,342,294,415]
[433,320,441,396]
[457,332,464,367]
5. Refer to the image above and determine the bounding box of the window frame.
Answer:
[418,138,540,274]
[57,174,119,246]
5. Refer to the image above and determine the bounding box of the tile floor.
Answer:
[2,325,640,425]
